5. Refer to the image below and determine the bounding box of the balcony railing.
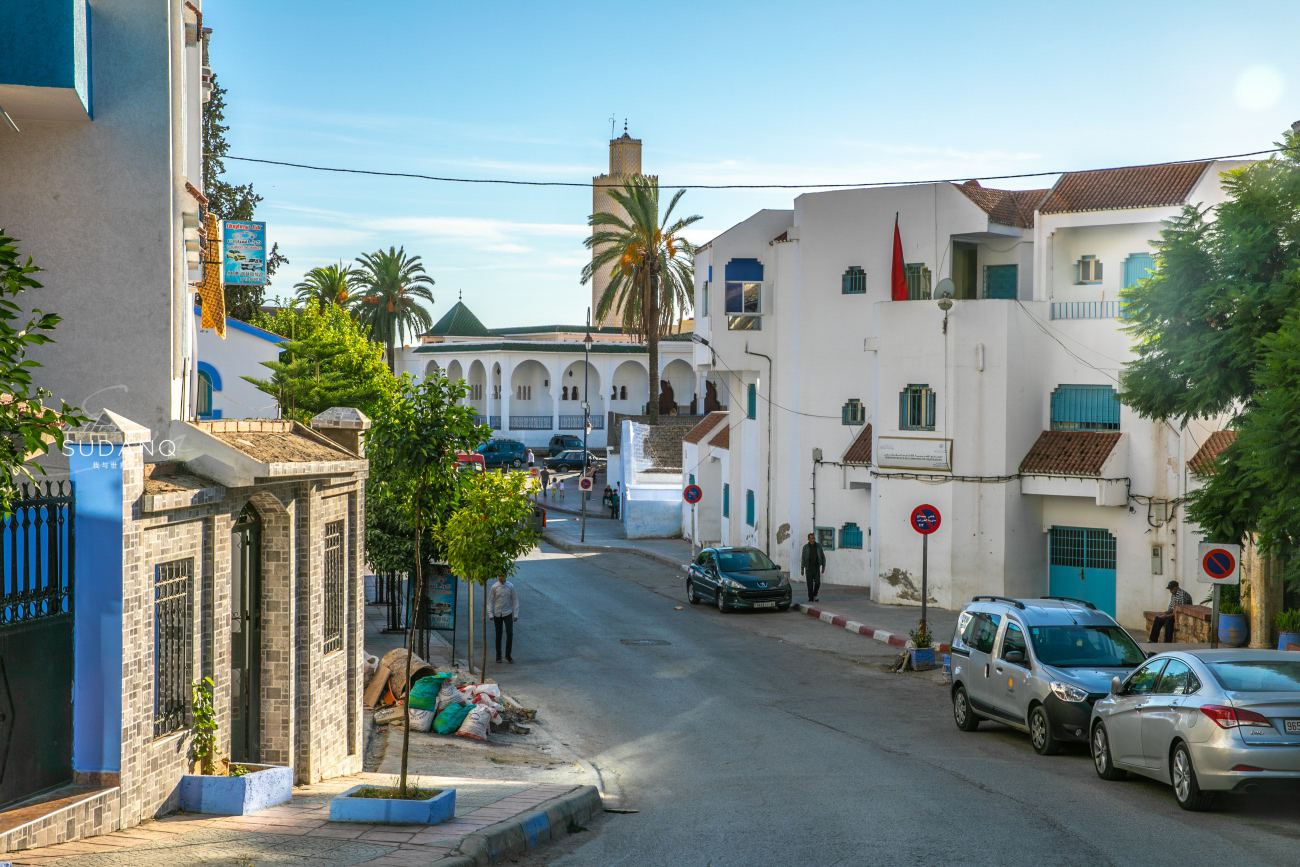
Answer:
[473,415,501,429]
[509,415,552,430]
[560,415,605,430]
[1049,300,1128,320]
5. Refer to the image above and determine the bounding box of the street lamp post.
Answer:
[580,308,593,542]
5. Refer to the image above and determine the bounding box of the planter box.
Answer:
[330,784,455,825]
[179,763,292,815]
[909,648,936,671]
[1279,631,1300,651]
[1217,613,1249,647]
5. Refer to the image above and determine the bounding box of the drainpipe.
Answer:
[744,343,774,554]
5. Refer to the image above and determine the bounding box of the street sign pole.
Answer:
[580,307,592,543]
[909,504,941,640]
[921,534,928,638]
[1211,584,1220,650]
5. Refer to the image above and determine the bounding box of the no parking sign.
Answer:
[1197,542,1240,585]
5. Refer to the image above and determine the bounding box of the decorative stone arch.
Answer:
[509,360,552,413]
[423,360,441,379]
[467,359,487,410]
[445,359,464,384]
[661,359,695,415]
[611,359,649,409]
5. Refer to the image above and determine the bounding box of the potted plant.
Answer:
[330,781,455,825]
[178,678,292,815]
[1217,600,1249,647]
[908,627,936,671]
[1276,610,1300,651]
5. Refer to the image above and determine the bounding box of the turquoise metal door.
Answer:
[1048,527,1117,616]
[984,264,1018,299]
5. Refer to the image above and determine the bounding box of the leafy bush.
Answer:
[1275,609,1300,633]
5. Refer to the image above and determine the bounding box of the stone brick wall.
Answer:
[1143,603,1211,643]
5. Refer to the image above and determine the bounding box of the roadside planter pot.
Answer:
[1217,613,1249,647]
[330,784,456,825]
[1279,631,1300,651]
[1276,610,1300,651]
[909,647,936,671]
[179,764,293,815]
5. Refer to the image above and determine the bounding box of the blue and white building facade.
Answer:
[195,309,284,420]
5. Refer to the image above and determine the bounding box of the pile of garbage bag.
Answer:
[367,651,515,741]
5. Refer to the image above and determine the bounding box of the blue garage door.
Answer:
[1048,527,1117,616]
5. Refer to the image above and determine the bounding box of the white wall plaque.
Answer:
[876,436,953,471]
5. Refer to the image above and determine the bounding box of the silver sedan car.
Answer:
[1089,650,1300,810]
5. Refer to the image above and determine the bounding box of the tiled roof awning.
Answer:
[1188,430,1237,476]
[952,181,1048,228]
[708,424,729,450]
[1020,431,1122,476]
[684,411,727,445]
[171,419,367,488]
[842,424,872,465]
[1038,162,1210,214]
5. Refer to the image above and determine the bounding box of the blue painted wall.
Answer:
[0,1,91,114]
[70,442,124,773]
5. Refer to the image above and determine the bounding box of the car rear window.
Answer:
[1209,661,1300,692]
[718,550,776,571]
[1027,625,1145,668]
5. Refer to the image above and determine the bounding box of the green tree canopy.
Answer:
[581,177,700,423]
[294,263,356,312]
[0,232,87,516]
[1120,128,1300,587]
[351,247,436,372]
[245,304,396,424]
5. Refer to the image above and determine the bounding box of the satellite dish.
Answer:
[934,278,956,300]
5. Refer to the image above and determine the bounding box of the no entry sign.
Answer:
[910,504,941,535]
[1197,542,1240,585]
[683,484,703,504]
[578,477,593,492]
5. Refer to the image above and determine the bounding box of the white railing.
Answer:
[1049,300,1127,320]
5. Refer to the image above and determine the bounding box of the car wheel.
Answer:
[1029,704,1060,755]
[1091,722,1127,781]
[776,602,790,611]
[716,587,729,613]
[511,458,523,468]
[557,464,570,472]
[952,685,979,732]
[1171,742,1215,811]
[687,580,699,605]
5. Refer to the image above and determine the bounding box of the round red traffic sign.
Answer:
[578,477,593,491]
[1202,547,1236,580]
[910,504,941,535]
[683,484,703,504]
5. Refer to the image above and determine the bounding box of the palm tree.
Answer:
[581,177,700,424]
[351,247,436,371]
[293,263,355,312]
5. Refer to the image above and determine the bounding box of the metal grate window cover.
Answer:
[1051,384,1120,431]
[154,558,193,738]
[839,522,864,549]
[906,263,932,300]
[323,520,345,655]
[1050,527,1117,571]
[842,266,866,295]
[899,384,936,431]
[1,481,74,626]
[842,398,866,426]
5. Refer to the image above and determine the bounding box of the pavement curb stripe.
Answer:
[794,602,950,653]
[455,784,602,866]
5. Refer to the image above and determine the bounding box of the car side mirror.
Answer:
[1003,650,1025,665]
[1145,651,1155,659]
[1110,676,1123,696]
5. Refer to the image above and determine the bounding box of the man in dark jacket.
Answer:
[800,532,826,603]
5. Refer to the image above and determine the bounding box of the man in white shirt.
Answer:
[487,575,519,663]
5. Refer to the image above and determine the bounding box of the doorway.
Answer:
[231,504,262,763]
[1048,526,1117,616]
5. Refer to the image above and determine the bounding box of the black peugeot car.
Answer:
[686,546,791,612]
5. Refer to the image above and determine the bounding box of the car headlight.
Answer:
[719,577,745,589]
[1049,682,1089,703]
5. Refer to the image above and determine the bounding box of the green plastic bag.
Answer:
[408,676,441,710]
[433,701,472,734]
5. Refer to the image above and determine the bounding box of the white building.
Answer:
[195,309,283,420]
[690,161,1242,627]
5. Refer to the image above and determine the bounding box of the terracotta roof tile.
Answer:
[952,181,1048,228]
[684,411,728,445]
[1038,162,1210,214]
[708,424,729,450]
[1019,431,1121,476]
[842,424,872,465]
[1188,430,1237,475]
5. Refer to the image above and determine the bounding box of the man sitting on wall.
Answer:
[1149,580,1193,643]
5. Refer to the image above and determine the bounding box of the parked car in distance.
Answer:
[949,595,1146,755]
[542,449,603,473]
[456,452,486,473]
[477,440,527,468]
[548,434,584,456]
[686,547,791,612]
[1090,649,1300,811]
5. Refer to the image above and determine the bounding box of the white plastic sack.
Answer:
[455,704,491,741]
[433,677,469,716]
[408,708,435,732]
[363,653,380,683]
[471,683,501,700]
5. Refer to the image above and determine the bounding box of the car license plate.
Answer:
[1285,719,1300,734]
[754,601,776,609]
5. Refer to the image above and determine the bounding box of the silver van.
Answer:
[949,596,1147,755]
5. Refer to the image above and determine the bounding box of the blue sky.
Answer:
[207,0,1300,329]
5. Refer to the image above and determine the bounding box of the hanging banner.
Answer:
[221,220,267,285]
[426,570,457,631]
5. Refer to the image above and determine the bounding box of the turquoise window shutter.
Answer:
[898,390,907,428]
[747,384,757,419]
[1051,385,1120,431]
[723,484,729,517]
[984,264,1018,299]
[745,490,755,526]
[926,389,936,429]
[1123,253,1155,288]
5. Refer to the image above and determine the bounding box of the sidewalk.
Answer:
[541,512,693,570]
[791,585,956,654]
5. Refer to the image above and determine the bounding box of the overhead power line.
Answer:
[226,148,1283,191]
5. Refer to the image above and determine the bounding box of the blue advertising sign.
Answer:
[222,220,267,285]
[426,570,457,631]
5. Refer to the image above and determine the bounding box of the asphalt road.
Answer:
[451,545,1300,867]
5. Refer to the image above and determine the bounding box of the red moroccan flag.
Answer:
[890,213,908,301]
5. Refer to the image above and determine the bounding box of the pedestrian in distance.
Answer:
[557,478,565,501]
[800,532,826,603]
[487,574,519,663]
[526,447,535,468]
[602,485,613,515]
[1149,580,1193,643]
[540,466,551,497]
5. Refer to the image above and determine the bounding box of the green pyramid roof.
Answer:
[425,301,493,338]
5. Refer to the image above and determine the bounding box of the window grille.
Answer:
[905,263,931,300]
[154,558,193,738]
[323,520,345,655]
[1075,255,1103,284]
[816,526,834,551]
[722,484,730,518]
[1049,527,1116,571]
[745,490,755,527]
[1050,384,1120,431]
[842,266,866,295]
[842,398,865,426]
[839,522,863,549]
[899,384,936,431]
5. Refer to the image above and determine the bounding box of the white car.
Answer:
[1090,650,1300,810]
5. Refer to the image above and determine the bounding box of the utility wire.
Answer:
[226,148,1282,191]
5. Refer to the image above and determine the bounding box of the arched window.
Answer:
[562,386,569,400]
[620,386,627,400]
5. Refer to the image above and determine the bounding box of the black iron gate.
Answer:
[0,481,75,808]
